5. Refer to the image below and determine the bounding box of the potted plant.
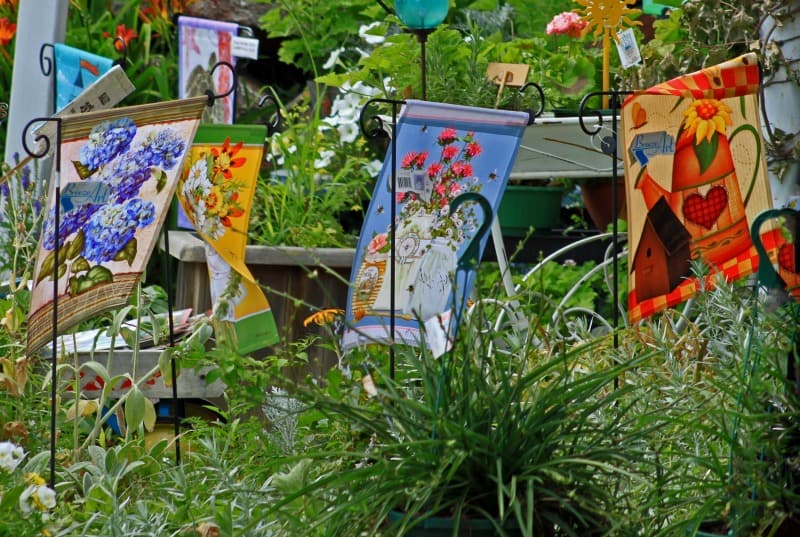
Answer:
[497,178,571,235]
[260,268,662,536]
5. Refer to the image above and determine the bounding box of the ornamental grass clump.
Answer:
[263,269,663,536]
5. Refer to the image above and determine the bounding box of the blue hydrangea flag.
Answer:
[27,97,208,355]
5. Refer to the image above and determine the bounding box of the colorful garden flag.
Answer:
[27,97,208,355]
[342,100,529,352]
[53,43,114,113]
[175,124,279,353]
[621,53,774,322]
[178,16,238,125]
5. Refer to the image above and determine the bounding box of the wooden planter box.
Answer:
[162,231,355,375]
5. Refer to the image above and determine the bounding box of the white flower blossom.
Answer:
[0,441,24,473]
[337,122,360,144]
[365,159,383,179]
[358,22,385,45]
[315,149,335,169]
[19,474,56,516]
[322,46,345,70]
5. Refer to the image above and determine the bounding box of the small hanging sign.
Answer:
[616,28,642,69]
[231,35,259,60]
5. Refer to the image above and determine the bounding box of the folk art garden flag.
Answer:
[621,53,777,323]
[175,124,279,354]
[52,43,115,113]
[26,97,208,355]
[178,15,238,125]
[342,100,529,352]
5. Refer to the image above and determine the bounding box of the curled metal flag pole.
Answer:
[360,98,405,379]
[23,116,61,490]
[578,90,631,351]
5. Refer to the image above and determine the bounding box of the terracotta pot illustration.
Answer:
[636,99,760,268]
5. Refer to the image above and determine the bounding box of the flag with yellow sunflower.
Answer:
[176,123,278,353]
[621,53,774,322]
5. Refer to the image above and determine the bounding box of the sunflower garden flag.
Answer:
[27,97,208,355]
[175,124,278,354]
[621,53,774,322]
[341,100,529,352]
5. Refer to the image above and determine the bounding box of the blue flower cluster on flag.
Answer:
[38,116,186,294]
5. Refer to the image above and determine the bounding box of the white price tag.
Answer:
[616,28,642,69]
[231,36,259,60]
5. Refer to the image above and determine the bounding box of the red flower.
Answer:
[546,12,587,38]
[0,17,16,47]
[414,151,428,168]
[401,151,419,169]
[438,128,457,145]
[441,145,458,161]
[465,142,482,158]
[104,24,137,52]
[451,162,473,178]
[427,162,443,178]
[211,137,246,179]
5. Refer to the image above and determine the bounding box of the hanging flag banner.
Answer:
[621,53,774,323]
[176,123,279,353]
[342,100,529,351]
[178,16,238,125]
[27,96,208,356]
[52,43,114,113]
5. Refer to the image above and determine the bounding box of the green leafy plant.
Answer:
[248,88,381,248]
[315,3,606,112]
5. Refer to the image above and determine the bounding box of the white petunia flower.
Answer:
[322,47,345,70]
[358,22,385,45]
[365,159,383,178]
[337,122,359,144]
[0,441,24,473]
[315,150,335,169]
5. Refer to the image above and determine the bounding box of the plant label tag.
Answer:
[396,169,432,202]
[424,310,453,359]
[616,28,642,69]
[486,63,530,88]
[231,36,259,60]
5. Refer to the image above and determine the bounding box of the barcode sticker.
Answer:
[396,170,431,201]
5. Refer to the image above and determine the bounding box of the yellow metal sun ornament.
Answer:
[574,0,640,43]
[573,0,641,106]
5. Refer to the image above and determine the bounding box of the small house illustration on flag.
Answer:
[632,196,692,301]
